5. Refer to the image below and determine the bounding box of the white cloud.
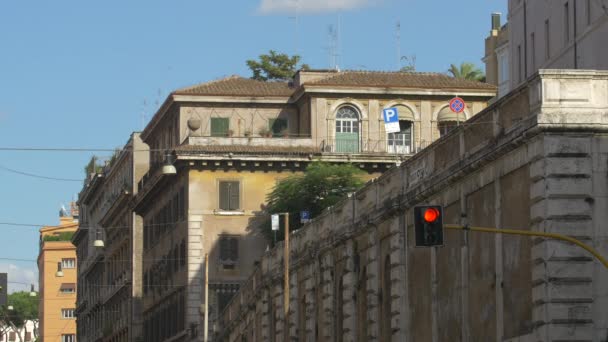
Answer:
[0,263,38,294]
[258,0,377,14]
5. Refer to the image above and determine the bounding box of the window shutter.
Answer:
[219,182,230,210]
[229,181,240,210]
[219,237,229,262]
[229,237,239,261]
[211,118,229,137]
[269,119,287,136]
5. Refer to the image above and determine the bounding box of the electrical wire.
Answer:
[0,164,81,182]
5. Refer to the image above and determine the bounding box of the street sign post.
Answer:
[271,214,279,245]
[300,210,310,224]
[449,97,466,126]
[382,107,401,133]
[449,97,466,113]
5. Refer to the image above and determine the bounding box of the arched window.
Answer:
[335,106,360,153]
[387,105,415,154]
[437,106,466,137]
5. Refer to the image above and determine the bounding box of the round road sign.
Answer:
[449,97,466,113]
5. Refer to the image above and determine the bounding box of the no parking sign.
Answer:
[449,97,466,113]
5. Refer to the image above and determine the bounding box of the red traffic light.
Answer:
[423,208,440,223]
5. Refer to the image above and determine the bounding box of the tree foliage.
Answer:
[447,62,485,81]
[246,50,309,82]
[264,162,365,241]
[0,291,39,341]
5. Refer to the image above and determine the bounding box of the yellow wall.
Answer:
[189,169,294,281]
[38,221,77,342]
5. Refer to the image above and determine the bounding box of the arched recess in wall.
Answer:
[383,102,418,154]
[381,255,392,341]
[434,104,470,137]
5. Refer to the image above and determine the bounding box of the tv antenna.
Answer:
[396,20,401,70]
[288,0,300,66]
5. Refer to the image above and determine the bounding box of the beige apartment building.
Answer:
[484,0,608,98]
[73,69,494,342]
[38,204,78,342]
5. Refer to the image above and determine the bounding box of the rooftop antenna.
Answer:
[336,12,341,71]
[141,99,148,131]
[396,20,401,70]
[327,25,338,69]
[288,0,300,67]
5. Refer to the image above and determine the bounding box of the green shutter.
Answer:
[219,182,230,210]
[229,181,240,210]
[229,237,239,261]
[269,119,287,137]
[211,118,229,137]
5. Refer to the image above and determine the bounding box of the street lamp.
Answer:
[162,153,177,175]
[29,284,36,297]
[56,262,64,277]
[94,228,104,248]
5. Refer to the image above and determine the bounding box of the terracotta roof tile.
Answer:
[174,76,294,97]
[306,71,496,90]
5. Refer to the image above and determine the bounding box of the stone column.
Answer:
[530,135,594,341]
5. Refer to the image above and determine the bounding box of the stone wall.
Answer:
[217,70,608,342]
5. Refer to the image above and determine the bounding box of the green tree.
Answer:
[0,291,39,341]
[264,162,365,240]
[447,62,485,81]
[246,50,310,81]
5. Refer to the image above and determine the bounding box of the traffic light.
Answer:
[414,206,444,247]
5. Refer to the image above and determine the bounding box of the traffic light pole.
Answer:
[444,224,608,270]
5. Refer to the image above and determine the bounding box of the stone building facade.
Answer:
[217,70,608,342]
[73,133,149,342]
[131,70,494,342]
[73,70,494,341]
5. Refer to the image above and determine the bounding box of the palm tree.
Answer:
[447,62,485,82]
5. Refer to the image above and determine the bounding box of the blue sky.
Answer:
[0,0,507,291]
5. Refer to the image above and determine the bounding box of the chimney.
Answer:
[492,13,501,31]
[293,69,338,88]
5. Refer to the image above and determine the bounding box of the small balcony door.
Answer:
[335,106,360,153]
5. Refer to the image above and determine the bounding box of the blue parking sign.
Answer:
[383,107,400,133]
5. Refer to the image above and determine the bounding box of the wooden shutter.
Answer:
[229,181,240,210]
[219,181,240,210]
[210,118,229,137]
[269,118,287,136]
[229,237,239,261]
[219,236,229,262]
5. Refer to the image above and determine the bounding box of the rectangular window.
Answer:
[564,2,570,43]
[61,308,75,319]
[531,32,536,70]
[24,333,31,342]
[269,118,288,137]
[219,235,239,268]
[517,44,522,83]
[9,332,15,342]
[61,335,75,342]
[61,258,76,269]
[218,181,240,211]
[545,20,551,60]
[59,283,76,294]
[210,118,229,137]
